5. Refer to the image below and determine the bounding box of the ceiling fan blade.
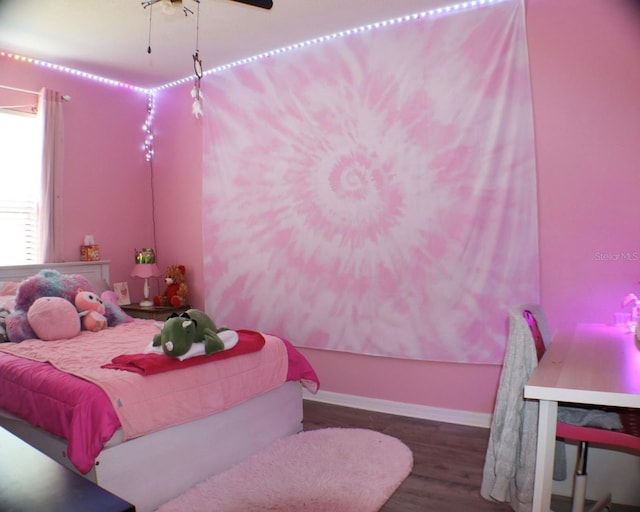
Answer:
[228,0,273,9]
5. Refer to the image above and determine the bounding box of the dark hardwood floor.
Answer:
[302,399,640,512]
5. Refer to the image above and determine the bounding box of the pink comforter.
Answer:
[0,351,119,473]
[0,321,319,473]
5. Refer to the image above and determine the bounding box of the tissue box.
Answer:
[80,245,100,261]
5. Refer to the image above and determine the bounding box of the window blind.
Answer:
[0,109,41,265]
[0,199,37,264]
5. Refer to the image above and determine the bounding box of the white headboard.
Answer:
[0,260,111,292]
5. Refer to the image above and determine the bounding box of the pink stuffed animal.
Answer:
[75,289,107,332]
[27,296,81,341]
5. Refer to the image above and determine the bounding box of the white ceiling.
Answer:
[0,0,449,89]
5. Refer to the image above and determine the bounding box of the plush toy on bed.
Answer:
[75,289,108,332]
[153,264,188,308]
[27,296,81,341]
[152,309,225,358]
[5,269,132,343]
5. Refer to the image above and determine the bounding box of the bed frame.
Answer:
[0,260,111,291]
[0,261,304,512]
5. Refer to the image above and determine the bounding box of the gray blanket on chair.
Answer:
[558,407,622,430]
[553,406,622,481]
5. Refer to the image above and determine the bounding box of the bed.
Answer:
[0,261,319,512]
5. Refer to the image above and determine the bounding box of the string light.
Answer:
[153,0,508,91]
[0,50,154,161]
[0,51,149,93]
[2,0,505,93]
[1,0,509,160]
[142,93,155,162]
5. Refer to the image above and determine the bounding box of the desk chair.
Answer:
[521,305,640,512]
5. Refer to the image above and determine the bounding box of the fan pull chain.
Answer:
[194,0,200,55]
[191,0,204,118]
[147,4,153,54]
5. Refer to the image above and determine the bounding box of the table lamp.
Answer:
[130,263,161,307]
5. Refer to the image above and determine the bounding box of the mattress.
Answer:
[0,320,319,474]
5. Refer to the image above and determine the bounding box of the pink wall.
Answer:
[3,0,639,415]
[0,57,157,302]
[150,83,205,307]
[152,0,640,415]
[529,0,640,333]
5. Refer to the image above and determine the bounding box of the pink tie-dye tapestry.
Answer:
[202,0,538,364]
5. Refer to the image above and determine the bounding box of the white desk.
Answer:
[524,323,640,511]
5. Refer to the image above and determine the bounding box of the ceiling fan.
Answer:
[141,0,273,10]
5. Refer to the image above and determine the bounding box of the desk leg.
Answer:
[532,399,557,512]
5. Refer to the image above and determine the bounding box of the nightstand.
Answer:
[121,303,190,321]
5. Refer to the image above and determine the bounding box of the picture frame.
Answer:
[113,281,131,306]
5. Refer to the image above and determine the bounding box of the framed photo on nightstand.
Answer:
[113,282,131,306]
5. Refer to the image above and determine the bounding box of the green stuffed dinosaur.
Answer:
[152,309,225,358]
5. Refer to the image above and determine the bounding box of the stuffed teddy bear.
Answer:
[152,309,225,358]
[5,269,132,342]
[75,289,108,332]
[153,264,188,308]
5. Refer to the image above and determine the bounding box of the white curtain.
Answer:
[37,88,64,263]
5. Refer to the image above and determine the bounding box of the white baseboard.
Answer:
[303,389,491,429]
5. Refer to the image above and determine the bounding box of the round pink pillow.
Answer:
[27,296,81,341]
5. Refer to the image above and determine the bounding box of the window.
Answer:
[0,110,42,265]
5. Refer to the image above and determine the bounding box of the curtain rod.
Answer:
[0,86,71,103]
[0,106,37,115]
[0,104,36,109]
[0,84,40,95]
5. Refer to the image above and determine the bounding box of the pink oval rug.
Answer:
[156,427,414,512]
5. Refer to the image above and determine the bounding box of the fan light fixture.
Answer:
[160,0,187,16]
[142,0,190,15]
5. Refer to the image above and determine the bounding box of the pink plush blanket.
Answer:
[0,320,318,473]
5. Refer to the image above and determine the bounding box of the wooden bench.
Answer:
[0,426,135,512]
